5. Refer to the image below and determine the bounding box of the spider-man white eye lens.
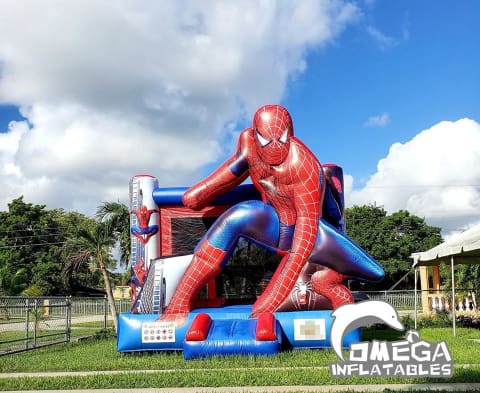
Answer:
[279,127,289,143]
[256,131,270,147]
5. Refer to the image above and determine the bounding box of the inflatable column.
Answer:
[129,174,160,307]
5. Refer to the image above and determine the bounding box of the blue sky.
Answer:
[285,1,479,183]
[0,105,25,131]
[0,1,479,236]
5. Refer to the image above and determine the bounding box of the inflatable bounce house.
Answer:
[117,105,384,359]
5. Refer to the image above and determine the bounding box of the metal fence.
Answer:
[2,290,468,355]
[363,288,479,313]
[363,290,422,310]
[0,296,131,355]
[0,297,71,355]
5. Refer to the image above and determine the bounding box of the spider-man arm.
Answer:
[251,163,323,316]
[183,130,250,210]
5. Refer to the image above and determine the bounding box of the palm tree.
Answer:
[96,201,131,268]
[0,266,29,296]
[62,222,118,332]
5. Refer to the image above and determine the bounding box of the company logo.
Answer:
[329,300,453,378]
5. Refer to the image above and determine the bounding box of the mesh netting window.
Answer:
[165,212,282,304]
[218,240,282,304]
[170,216,218,255]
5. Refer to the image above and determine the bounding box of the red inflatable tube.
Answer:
[255,312,277,341]
[185,313,212,341]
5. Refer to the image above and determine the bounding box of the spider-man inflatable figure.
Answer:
[161,104,383,320]
[130,205,158,245]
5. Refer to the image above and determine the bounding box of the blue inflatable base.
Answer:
[117,305,361,358]
[183,317,282,360]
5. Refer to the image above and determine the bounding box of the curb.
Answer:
[2,383,480,393]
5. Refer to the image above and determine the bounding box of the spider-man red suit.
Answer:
[161,104,383,320]
[131,205,158,244]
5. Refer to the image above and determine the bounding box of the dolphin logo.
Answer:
[330,300,404,361]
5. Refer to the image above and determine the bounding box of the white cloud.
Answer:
[347,118,480,235]
[366,10,410,51]
[365,112,390,127]
[366,25,397,49]
[0,0,360,215]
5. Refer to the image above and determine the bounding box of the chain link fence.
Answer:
[0,296,131,355]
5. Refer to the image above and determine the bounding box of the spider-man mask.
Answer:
[253,104,293,166]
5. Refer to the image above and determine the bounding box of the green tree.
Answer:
[0,197,66,295]
[346,204,388,257]
[346,205,442,290]
[62,222,118,332]
[49,209,104,293]
[96,201,131,268]
[0,266,28,295]
[441,260,480,293]
[0,197,126,297]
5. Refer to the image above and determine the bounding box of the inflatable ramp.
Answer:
[183,312,281,360]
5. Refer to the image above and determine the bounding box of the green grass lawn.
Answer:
[0,327,480,391]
